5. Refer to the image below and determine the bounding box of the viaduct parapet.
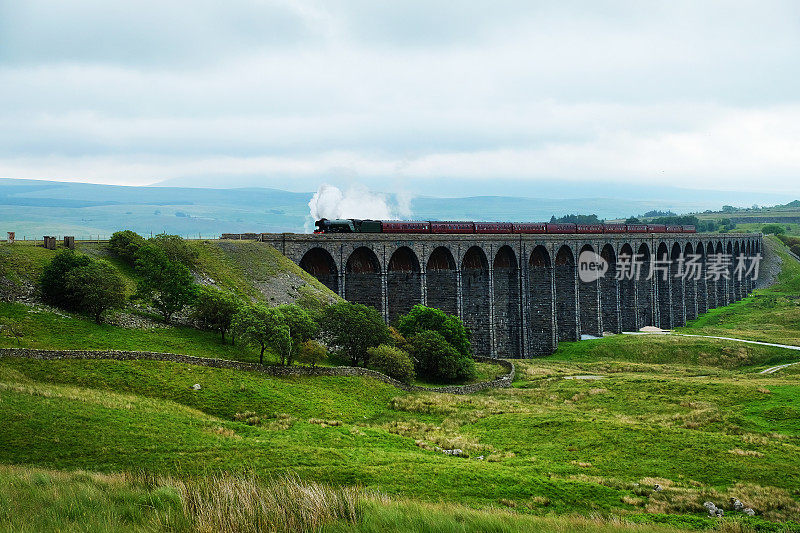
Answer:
[249,232,762,358]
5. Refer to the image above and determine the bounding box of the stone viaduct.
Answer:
[258,232,763,359]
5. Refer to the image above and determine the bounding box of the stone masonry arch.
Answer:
[600,243,620,333]
[299,247,339,294]
[387,246,421,322]
[493,245,521,357]
[578,244,601,337]
[462,246,491,356]
[555,245,578,341]
[528,245,555,355]
[618,243,637,331]
[637,243,653,328]
[426,246,458,316]
[346,246,382,311]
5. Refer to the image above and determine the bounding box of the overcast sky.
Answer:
[1,0,799,196]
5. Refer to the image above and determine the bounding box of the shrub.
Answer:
[407,330,475,383]
[389,326,408,349]
[297,340,327,368]
[108,230,146,264]
[192,286,241,343]
[791,244,800,257]
[762,224,786,235]
[63,260,126,323]
[134,244,197,323]
[40,250,92,309]
[319,301,391,366]
[367,344,415,384]
[396,305,472,358]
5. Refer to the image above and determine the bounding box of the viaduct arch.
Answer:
[264,232,763,359]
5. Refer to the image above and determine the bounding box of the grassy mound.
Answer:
[551,334,796,369]
[0,239,338,310]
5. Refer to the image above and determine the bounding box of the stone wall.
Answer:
[0,349,515,395]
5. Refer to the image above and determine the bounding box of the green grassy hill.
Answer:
[2,235,800,531]
[1,238,338,362]
[1,238,337,307]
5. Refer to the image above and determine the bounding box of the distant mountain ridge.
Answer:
[0,178,793,239]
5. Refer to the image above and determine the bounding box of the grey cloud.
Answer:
[0,0,314,66]
[0,1,799,195]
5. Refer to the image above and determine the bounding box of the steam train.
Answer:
[314,219,697,234]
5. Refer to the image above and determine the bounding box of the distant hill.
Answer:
[1,178,795,238]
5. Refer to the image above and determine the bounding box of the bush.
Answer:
[40,250,92,309]
[108,230,145,264]
[367,344,415,384]
[63,260,126,323]
[407,330,475,383]
[791,244,800,257]
[297,340,327,368]
[396,305,472,358]
[762,224,786,235]
[319,301,391,367]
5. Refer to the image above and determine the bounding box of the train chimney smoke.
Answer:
[307,184,412,231]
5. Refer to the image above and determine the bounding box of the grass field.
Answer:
[2,354,800,531]
[2,235,800,531]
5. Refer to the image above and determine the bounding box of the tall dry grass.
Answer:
[132,472,378,533]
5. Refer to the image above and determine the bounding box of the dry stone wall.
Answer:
[0,349,514,395]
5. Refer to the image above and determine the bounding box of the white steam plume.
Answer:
[307,184,413,232]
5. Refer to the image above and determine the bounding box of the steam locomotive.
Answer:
[314,219,696,234]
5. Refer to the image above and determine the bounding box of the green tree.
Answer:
[232,304,290,364]
[396,305,472,358]
[367,344,415,384]
[192,286,241,343]
[407,330,475,383]
[297,339,327,368]
[762,224,786,235]
[149,233,199,266]
[276,304,319,365]
[134,244,197,323]
[40,250,92,310]
[319,301,391,367]
[108,230,146,264]
[63,260,126,324]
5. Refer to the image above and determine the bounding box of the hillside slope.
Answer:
[0,239,338,309]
